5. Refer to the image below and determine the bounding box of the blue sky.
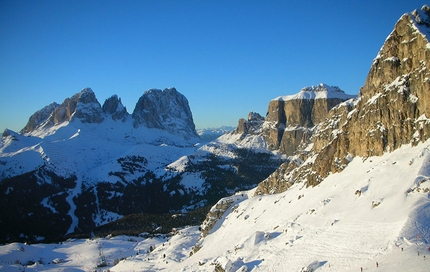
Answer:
[0,0,426,132]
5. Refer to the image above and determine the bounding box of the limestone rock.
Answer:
[71,88,104,124]
[257,5,430,193]
[102,95,128,121]
[21,102,59,134]
[234,112,264,135]
[263,84,355,154]
[132,87,199,140]
[21,88,104,134]
[310,5,430,184]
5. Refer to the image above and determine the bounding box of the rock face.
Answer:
[71,88,104,124]
[102,95,128,121]
[132,88,199,140]
[311,6,430,181]
[21,87,199,140]
[234,112,264,135]
[22,88,104,134]
[256,5,430,194]
[233,84,355,156]
[264,84,355,154]
[21,102,59,134]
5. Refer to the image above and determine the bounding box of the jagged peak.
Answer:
[2,128,18,138]
[411,5,430,27]
[102,94,128,121]
[132,87,198,140]
[247,112,264,121]
[80,87,94,94]
[273,83,355,101]
[408,5,430,41]
[20,102,60,134]
[74,87,99,104]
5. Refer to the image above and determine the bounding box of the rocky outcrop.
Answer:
[20,87,199,141]
[229,85,354,155]
[256,5,430,193]
[263,84,355,154]
[21,88,104,134]
[234,112,264,136]
[266,85,353,127]
[21,102,59,134]
[71,88,104,124]
[193,194,246,253]
[132,88,199,140]
[102,95,128,121]
[310,6,430,182]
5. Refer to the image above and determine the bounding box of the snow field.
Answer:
[1,141,430,271]
[175,141,430,271]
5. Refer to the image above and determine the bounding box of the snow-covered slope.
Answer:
[1,117,198,181]
[1,140,429,271]
[177,141,430,272]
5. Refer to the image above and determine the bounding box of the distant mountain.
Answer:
[196,126,235,142]
[0,84,355,242]
[0,87,204,241]
[132,88,199,140]
[0,87,286,242]
[231,84,356,155]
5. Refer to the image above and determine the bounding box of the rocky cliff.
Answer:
[21,87,199,140]
[22,88,104,134]
[21,102,59,133]
[256,5,430,194]
[234,112,265,136]
[233,84,355,156]
[102,95,128,121]
[132,88,199,140]
[264,84,355,154]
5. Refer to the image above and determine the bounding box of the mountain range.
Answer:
[0,4,430,272]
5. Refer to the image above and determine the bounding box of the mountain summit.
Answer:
[256,5,430,193]
[132,87,199,140]
[20,87,198,140]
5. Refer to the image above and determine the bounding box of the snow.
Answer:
[1,140,430,271]
[0,116,201,229]
[273,83,356,101]
[384,56,400,62]
[409,6,430,42]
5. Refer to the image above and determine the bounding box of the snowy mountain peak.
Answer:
[132,87,199,140]
[273,83,355,101]
[102,94,128,121]
[71,87,104,124]
[20,102,60,134]
[410,5,430,30]
[18,87,199,140]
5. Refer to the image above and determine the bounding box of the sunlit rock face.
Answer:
[256,5,430,193]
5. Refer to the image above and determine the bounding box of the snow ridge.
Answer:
[273,83,356,101]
